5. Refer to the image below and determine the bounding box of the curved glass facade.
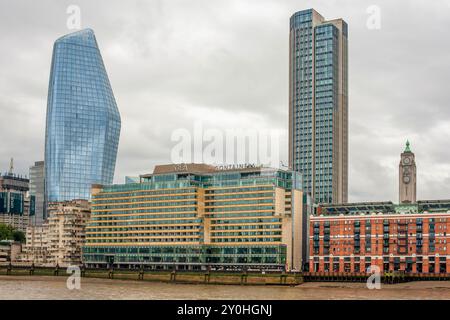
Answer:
[45,29,121,202]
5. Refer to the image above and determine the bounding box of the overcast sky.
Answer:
[1,0,450,202]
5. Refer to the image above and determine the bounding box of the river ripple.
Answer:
[1,276,450,300]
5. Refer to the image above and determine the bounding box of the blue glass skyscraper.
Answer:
[289,9,348,204]
[45,29,121,202]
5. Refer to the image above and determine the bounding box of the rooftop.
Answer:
[316,199,450,215]
[141,163,271,178]
[55,28,98,48]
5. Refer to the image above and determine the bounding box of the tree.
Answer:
[0,223,14,240]
[12,230,25,243]
[0,223,24,242]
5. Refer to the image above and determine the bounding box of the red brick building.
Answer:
[309,201,450,273]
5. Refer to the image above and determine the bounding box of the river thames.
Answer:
[1,276,450,299]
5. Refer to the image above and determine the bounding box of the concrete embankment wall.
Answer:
[2,266,450,285]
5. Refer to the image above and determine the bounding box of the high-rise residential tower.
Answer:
[288,9,348,204]
[44,29,121,202]
[29,161,46,225]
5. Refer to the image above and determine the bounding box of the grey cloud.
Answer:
[1,0,450,202]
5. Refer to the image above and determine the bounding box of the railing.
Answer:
[1,262,450,284]
[0,263,304,285]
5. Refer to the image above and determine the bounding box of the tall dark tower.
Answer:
[399,140,417,204]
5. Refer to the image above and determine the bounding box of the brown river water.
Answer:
[1,276,450,299]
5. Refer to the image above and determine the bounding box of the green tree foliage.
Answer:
[0,223,14,240]
[12,230,25,243]
[0,223,24,242]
